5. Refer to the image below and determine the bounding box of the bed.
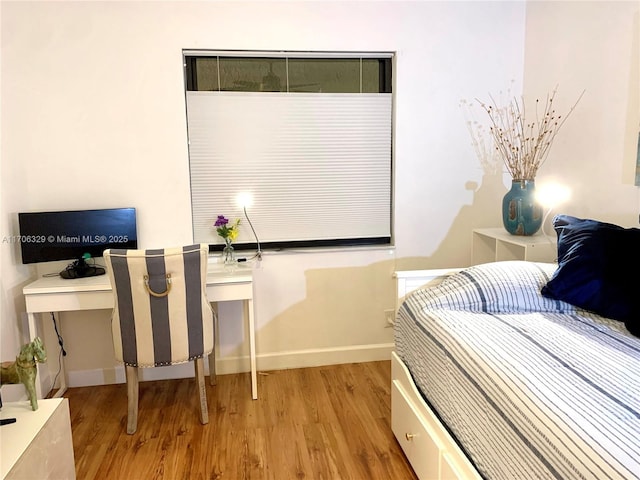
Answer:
[391,215,640,480]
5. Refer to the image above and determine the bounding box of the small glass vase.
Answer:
[222,240,235,265]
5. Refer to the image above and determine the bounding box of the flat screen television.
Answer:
[18,207,137,278]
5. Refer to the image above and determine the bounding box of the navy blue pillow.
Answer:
[541,215,640,335]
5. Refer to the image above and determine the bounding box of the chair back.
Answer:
[103,244,214,368]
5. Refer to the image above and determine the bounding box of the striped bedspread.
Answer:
[395,261,640,480]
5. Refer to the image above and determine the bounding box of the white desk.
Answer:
[23,266,258,400]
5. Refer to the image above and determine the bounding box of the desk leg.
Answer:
[26,312,67,399]
[208,351,217,386]
[27,313,43,400]
[247,299,257,400]
[209,306,217,386]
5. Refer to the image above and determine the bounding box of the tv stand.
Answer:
[59,257,105,280]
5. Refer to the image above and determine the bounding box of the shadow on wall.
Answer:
[396,171,506,272]
[242,171,506,367]
[254,260,397,360]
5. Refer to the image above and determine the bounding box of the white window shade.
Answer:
[187,91,392,248]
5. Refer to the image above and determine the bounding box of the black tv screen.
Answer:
[18,208,137,264]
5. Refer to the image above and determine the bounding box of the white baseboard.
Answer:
[252,342,394,371]
[65,343,395,388]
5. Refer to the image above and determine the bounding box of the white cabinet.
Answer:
[1,398,75,480]
[472,228,557,264]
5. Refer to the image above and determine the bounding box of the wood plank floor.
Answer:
[64,360,418,480]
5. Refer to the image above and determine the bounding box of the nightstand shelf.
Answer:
[472,228,557,264]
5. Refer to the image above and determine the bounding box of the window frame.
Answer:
[183,50,395,253]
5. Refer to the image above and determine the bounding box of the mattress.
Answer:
[395,261,640,480]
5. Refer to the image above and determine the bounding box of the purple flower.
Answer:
[214,215,241,242]
[214,215,228,227]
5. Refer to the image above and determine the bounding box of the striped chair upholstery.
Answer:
[104,244,214,434]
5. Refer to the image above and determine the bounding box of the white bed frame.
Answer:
[392,269,483,480]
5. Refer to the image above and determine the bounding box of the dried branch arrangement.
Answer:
[477,87,584,180]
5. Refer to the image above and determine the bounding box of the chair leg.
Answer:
[125,365,139,435]
[194,358,208,425]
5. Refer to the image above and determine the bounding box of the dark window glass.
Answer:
[185,55,392,94]
[219,57,286,92]
[192,57,219,91]
[288,58,360,93]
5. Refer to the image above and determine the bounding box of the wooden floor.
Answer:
[64,360,418,480]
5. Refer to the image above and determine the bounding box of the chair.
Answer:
[103,244,215,434]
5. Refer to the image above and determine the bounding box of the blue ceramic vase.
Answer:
[502,179,543,236]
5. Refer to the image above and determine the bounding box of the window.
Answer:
[184,51,393,251]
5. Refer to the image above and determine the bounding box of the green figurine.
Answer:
[1,337,47,411]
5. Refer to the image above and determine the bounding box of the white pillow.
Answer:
[410,261,576,314]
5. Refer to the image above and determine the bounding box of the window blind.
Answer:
[186,59,393,250]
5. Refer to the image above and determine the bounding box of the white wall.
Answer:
[523,1,640,223]
[1,1,637,397]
